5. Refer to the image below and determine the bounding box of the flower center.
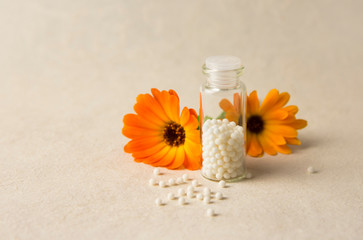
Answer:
[163,122,186,147]
[247,115,264,134]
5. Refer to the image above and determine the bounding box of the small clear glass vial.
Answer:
[200,56,247,182]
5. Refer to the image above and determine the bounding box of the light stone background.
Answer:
[1,0,362,239]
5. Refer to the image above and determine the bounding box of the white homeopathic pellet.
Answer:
[182,174,189,182]
[191,180,198,187]
[206,208,215,217]
[178,188,186,197]
[149,178,157,186]
[203,196,211,204]
[203,187,211,195]
[176,177,183,184]
[155,198,163,206]
[168,178,175,186]
[215,192,223,200]
[187,186,194,193]
[178,197,186,205]
[307,166,316,174]
[153,168,160,176]
[201,119,245,181]
[167,193,175,200]
[159,181,166,188]
[187,191,194,199]
[196,193,203,200]
[218,180,226,188]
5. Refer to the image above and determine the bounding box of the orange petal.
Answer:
[264,124,298,138]
[263,109,289,120]
[273,92,290,109]
[124,136,163,153]
[169,93,180,123]
[122,125,161,139]
[183,139,202,170]
[263,130,286,145]
[186,129,201,144]
[225,111,239,124]
[274,144,291,154]
[257,134,277,155]
[286,138,301,145]
[233,93,242,113]
[180,107,190,126]
[130,142,166,158]
[183,154,201,170]
[152,90,180,123]
[168,89,179,101]
[219,99,234,112]
[134,95,168,125]
[247,133,263,157]
[247,90,260,115]
[183,115,199,130]
[165,147,185,169]
[123,114,162,130]
[138,145,171,164]
[283,105,298,115]
[189,108,198,118]
[288,119,307,129]
[259,89,279,114]
[150,146,177,166]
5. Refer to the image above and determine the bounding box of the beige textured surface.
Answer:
[1,0,363,239]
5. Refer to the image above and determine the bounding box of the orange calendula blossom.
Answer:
[220,89,307,157]
[122,88,202,170]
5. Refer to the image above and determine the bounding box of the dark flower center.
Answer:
[163,122,185,146]
[247,115,264,134]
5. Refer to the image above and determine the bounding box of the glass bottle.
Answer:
[200,56,247,182]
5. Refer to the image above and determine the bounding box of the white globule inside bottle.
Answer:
[201,119,245,180]
[200,56,247,182]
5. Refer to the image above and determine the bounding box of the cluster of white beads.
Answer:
[201,119,245,180]
[149,169,230,217]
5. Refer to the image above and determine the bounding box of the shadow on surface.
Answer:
[245,134,328,179]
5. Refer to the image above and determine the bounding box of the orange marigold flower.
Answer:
[122,88,202,170]
[246,89,307,157]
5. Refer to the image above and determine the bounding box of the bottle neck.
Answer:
[202,65,244,89]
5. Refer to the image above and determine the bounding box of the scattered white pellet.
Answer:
[178,188,186,197]
[187,186,194,193]
[155,198,163,206]
[159,180,166,188]
[168,178,175,186]
[206,208,215,217]
[307,166,316,174]
[215,192,223,200]
[178,197,186,205]
[176,177,183,184]
[218,180,226,188]
[182,174,189,182]
[153,168,160,176]
[187,191,194,199]
[191,180,198,187]
[196,193,203,200]
[203,196,211,204]
[203,187,211,195]
[149,178,157,186]
[167,193,175,200]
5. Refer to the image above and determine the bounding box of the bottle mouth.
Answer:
[202,64,244,76]
[202,56,244,89]
[203,64,244,89]
[205,55,242,71]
